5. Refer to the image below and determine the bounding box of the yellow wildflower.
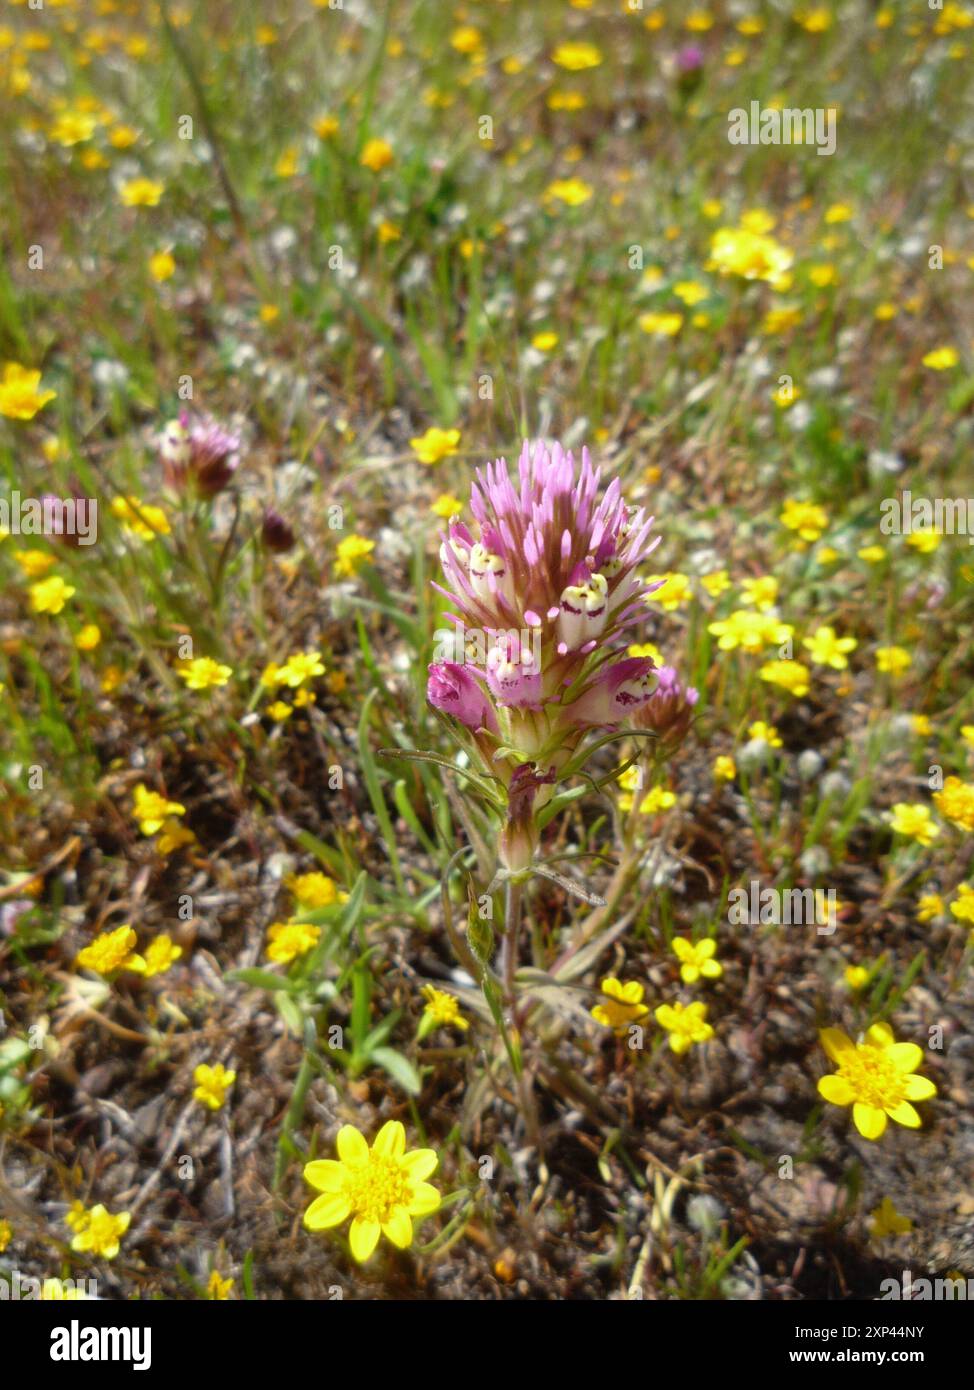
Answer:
[410,427,461,465]
[69,1204,130,1260]
[591,977,649,1035]
[655,1000,714,1054]
[421,984,469,1031]
[193,1062,236,1111]
[75,925,142,975]
[29,575,75,614]
[303,1121,440,1262]
[133,784,186,835]
[334,534,375,577]
[672,937,722,985]
[934,777,974,832]
[817,1023,936,1140]
[803,624,857,670]
[889,803,939,846]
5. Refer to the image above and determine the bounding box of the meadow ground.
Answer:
[1,0,973,1304]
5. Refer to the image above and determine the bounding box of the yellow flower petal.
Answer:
[303,1192,351,1230]
[303,1159,345,1193]
[818,1075,855,1105]
[853,1103,887,1140]
[348,1215,381,1262]
[336,1125,369,1168]
[885,1101,921,1129]
[401,1148,438,1181]
[819,1027,854,1063]
[372,1119,406,1160]
[902,1074,937,1102]
[885,1042,924,1074]
[406,1181,442,1216]
[865,1021,894,1048]
[381,1207,413,1249]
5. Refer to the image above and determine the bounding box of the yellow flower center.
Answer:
[344,1155,410,1226]
[839,1046,906,1111]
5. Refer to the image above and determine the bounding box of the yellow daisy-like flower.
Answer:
[0,1218,10,1252]
[75,924,142,975]
[551,40,602,70]
[759,659,810,697]
[708,226,793,287]
[303,1121,440,1263]
[949,885,974,924]
[430,493,463,519]
[590,976,649,1035]
[421,984,469,1031]
[0,362,57,420]
[125,933,182,978]
[627,641,663,664]
[700,569,731,598]
[119,177,164,207]
[69,1204,130,1260]
[876,646,911,676]
[869,1196,912,1240]
[178,657,233,690]
[148,249,175,282]
[276,650,325,688]
[748,720,782,748]
[739,575,779,611]
[193,1062,236,1112]
[359,138,393,172]
[207,1271,234,1300]
[334,534,375,577]
[76,623,102,651]
[655,1000,714,1054]
[639,785,677,815]
[917,893,944,923]
[156,818,195,855]
[638,311,683,337]
[858,544,886,564]
[644,572,693,611]
[288,871,346,910]
[49,110,98,146]
[708,610,793,653]
[266,919,321,964]
[780,498,828,543]
[803,624,857,670]
[15,547,56,575]
[110,496,171,540]
[889,803,939,846]
[29,575,75,614]
[314,114,339,140]
[15,551,55,580]
[921,346,958,370]
[672,937,722,985]
[410,427,461,465]
[933,776,974,833]
[906,528,942,554]
[844,965,870,992]
[544,177,593,208]
[713,754,736,782]
[817,1023,936,1140]
[133,783,186,836]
